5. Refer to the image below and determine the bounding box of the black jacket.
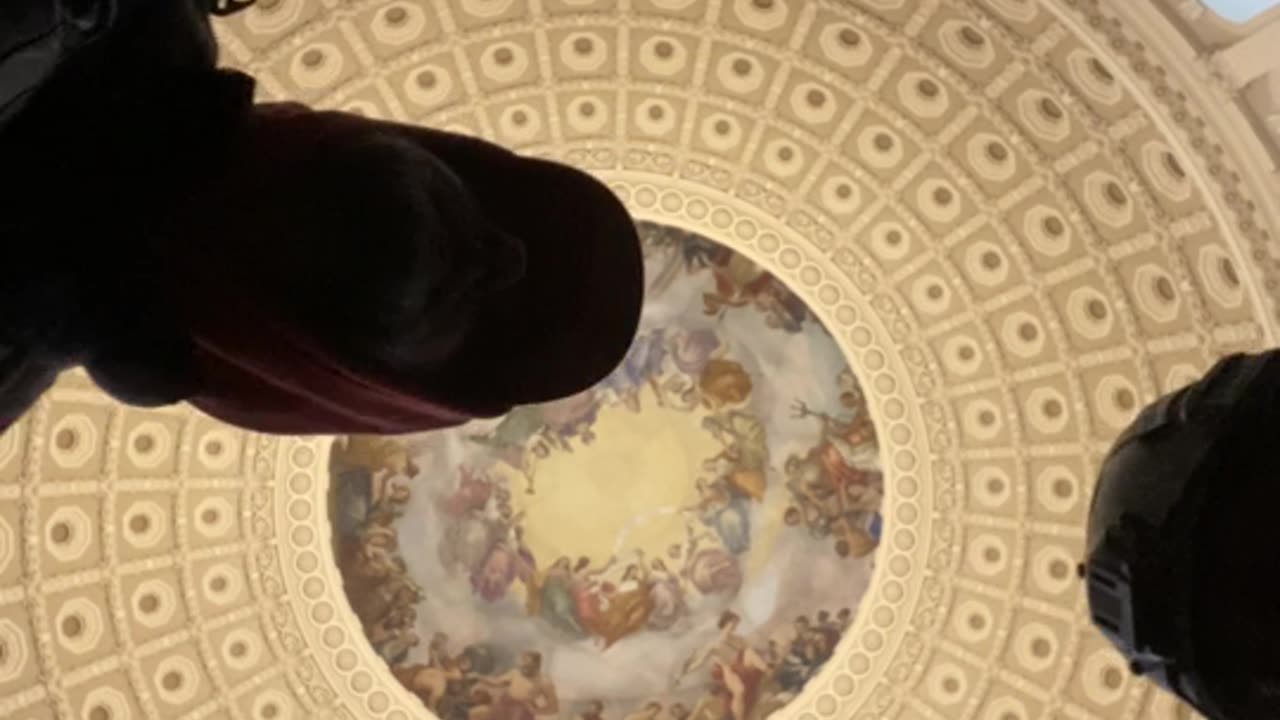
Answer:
[0,0,240,427]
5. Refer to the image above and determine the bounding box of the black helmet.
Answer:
[1083,352,1280,719]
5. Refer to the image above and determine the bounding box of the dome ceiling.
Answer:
[328,220,884,719]
[1,1,1278,720]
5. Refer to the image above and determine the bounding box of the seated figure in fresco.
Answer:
[644,557,691,632]
[556,552,658,649]
[525,556,586,637]
[469,651,560,720]
[591,561,658,649]
[566,556,616,636]
[0,0,644,437]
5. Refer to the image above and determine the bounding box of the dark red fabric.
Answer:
[186,296,473,435]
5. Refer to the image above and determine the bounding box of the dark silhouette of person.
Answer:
[0,1,643,435]
[1085,351,1280,720]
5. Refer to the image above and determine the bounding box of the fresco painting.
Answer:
[330,222,885,720]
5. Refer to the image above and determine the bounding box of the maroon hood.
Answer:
[159,103,643,435]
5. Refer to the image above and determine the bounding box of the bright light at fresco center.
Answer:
[329,222,885,720]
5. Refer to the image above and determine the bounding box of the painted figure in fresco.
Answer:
[439,481,525,578]
[590,561,656,648]
[444,465,495,519]
[330,435,419,538]
[469,406,546,456]
[685,477,751,556]
[789,399,879,497]
[468,392,600,492]
[700,252,773,319]
[467,409,551,493]
[354,572,421,630]
[539,389,603,451]
[701,410,769,502]
[781,377,883,561]
[684,239,812,333]
[569,556,616,637]
[665,703,691,720]
[699,359,754,411]
[579,700,606,720]
[369,602,419,664]
[395,632,467,710]
[782,492,879,560]
[816,610,842,652]
[644,557,690,632]
[668,328,722,378]
[622,701,664,720]
[469,651,560,720]
[750,278,811,333]
[668,358,754,413]
[659,328,723,404]
[677,527,743,596]
[830,513,880,560]
[603,328,669,413]
[525,556,586,637]
[440,510,498,576]
[775,616,819,694]
[680,611,770,720]
[643,225,731,296]
[470,522,536,603]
